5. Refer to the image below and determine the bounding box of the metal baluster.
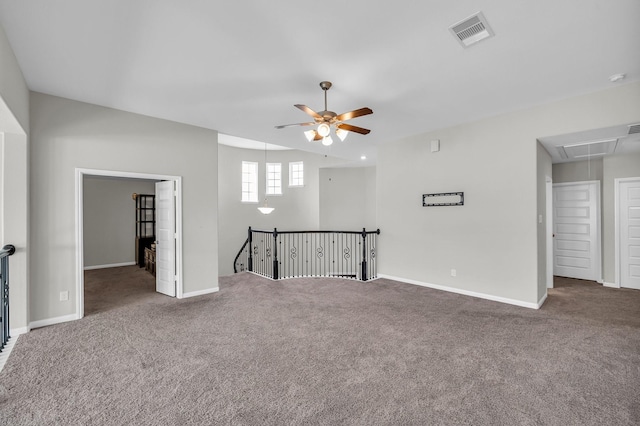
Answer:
[273,228,279,280]
[247,227,253,272]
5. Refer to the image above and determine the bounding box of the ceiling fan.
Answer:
[275,81,373,146]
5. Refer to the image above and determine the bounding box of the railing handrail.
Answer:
[235,228,379,282]
[233,238,249,273]
[0,245,16,259]
[250,229,380,235]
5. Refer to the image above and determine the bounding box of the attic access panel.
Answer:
[557,139,618,160]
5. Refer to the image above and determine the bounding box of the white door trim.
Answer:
[546,176,553,288]
[552,180,602,282]
[75,168,184,320]
[614,177,640,289]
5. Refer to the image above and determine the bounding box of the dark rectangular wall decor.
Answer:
[422,192,464,207]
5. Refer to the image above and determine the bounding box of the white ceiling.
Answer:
[1,1,639,165]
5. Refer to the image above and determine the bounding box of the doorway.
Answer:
[552,181,601,281]
[75,168,183,319]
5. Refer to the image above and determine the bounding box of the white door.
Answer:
[155,180,176,297]
[553,182,600,280]
[619,179,640,290]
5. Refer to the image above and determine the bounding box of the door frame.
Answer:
[552,180,602,282]
[75,168,184,319]
[614,177,640,288]
[546,176,553,288]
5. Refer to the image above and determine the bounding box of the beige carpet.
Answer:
[0,267,639,425]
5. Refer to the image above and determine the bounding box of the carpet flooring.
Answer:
[0,267,639,425]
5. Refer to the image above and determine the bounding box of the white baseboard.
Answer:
[537,292,548,309]
[377,274,541,309]
[10,326,30,336]
[0,335,19,372]
[181,287,219,299]
[84,261,136,271]
[29,313,80,329]
[603,281,620,288]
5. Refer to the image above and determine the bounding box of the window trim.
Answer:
[266,162,282,196]
[241,161,259,203]
[289,161,304,187]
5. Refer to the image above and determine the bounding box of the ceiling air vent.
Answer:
[449,12,494,48]
[628,124,640,135]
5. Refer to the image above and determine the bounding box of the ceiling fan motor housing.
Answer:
[319,110,337,122]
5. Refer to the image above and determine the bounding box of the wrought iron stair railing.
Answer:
[0,244,16,352]
[234,227,380,281]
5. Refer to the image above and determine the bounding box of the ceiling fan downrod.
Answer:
[320,81,332,112]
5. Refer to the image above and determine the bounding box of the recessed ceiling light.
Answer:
[609,73,626,83]
[360,155,367,160]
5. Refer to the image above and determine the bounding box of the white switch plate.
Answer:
[451,269,457,277]
[538,214,543,224]
[60,291,69,301]
[431,139,440,152]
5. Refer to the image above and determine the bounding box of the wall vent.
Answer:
[628,124,640,135]
[449,12,494,48]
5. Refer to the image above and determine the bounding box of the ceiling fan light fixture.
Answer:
[322,135,333,146]
[317,123,331,137]
[275,81,373,144]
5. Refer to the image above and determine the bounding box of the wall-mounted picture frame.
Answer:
[422,192,464,207]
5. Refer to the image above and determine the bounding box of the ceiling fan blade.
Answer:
[337,123,371,135]
[335,107,373,122]
[275,122,316,129]
[295,104,322,119]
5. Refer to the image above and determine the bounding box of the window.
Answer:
[241,161,258,202]
[266,163,282,195]
[289,161,304,187]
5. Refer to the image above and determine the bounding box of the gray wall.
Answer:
[0,23,28,131]
[319,167,376,230]
[0,22,29,331]
[377,81,640,307]
[83,177,156,268]
[552,158,603,183]
[217,143,348,276]
[30,92,218,323]
[602,153,640,284]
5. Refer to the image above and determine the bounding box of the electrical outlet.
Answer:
[451,269,457,277]
[60,291,69,301]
